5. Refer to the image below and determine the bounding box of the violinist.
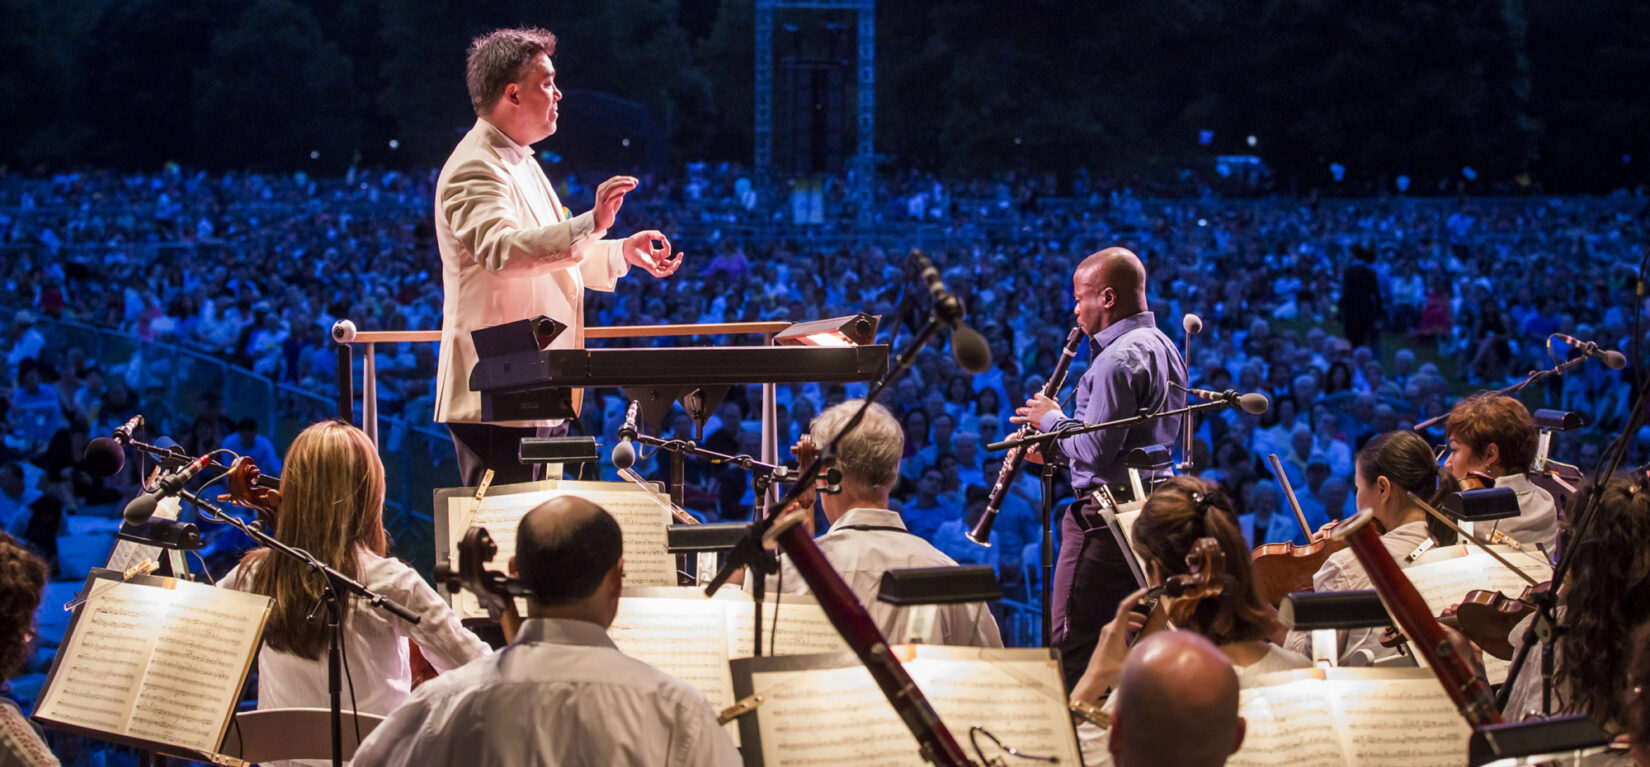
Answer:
[219,421,488,735]
[1442,393,1559,551]
[1069,477,1307,764]
[1283,430,1459,665]
[1495,476,1650,735]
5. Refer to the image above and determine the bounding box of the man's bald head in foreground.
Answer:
[1109,631,1245,767]
[1073,247,1150,334]
[512,496,626,625]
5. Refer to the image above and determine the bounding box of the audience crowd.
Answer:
[1,164,1646,628]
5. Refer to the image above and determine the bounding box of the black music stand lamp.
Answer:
[877,566,1002,645]
[1467,715,1612,766]
[1443,487,1521,522]
[472,316,576,422]
[773,313,881,348]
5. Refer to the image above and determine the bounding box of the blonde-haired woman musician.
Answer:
[221,421,487,743]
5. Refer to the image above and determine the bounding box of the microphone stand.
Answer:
[178,487,420,767]
[703,314,979,766]
[1413,352,1597,432]
[987,398,1253,454]
[632,433,797,657]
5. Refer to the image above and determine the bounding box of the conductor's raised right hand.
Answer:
[593,175,639,232]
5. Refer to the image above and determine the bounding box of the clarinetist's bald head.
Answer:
[1109,630,1245,767]
[1073,247,1149,335]
[513,496,626,626]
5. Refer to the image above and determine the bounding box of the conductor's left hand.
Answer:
[623,230,682,278]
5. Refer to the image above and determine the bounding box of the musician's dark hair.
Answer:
[237,420,388,660]
[516,498,623,607]
[1555,476,1650,732]
[1627,619,1650,750]
[1132,476,1280,645]
[1354,430,1460,545]
[1445,393,1536,475]
[0,534,46,684]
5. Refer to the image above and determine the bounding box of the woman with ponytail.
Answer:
[1068,476,1308,764]
[1283,430,1460,666]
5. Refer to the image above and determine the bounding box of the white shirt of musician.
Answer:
[1486,473,1559,554]
[350,617,740,767]
[218,549,491,750]
[1282,520,1432,667]
[768,507,1005,648]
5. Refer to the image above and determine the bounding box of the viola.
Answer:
[434,526,528,643]
[220,455,457,688]
[1457,470,1496,491]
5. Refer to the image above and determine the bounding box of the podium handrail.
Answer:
[334,321,792,346]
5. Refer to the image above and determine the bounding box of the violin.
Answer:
[1251,454,1351,605]
[1440,582,1552,661]
[434,526,529,644]
[1073,537,1228,729]
[221,456,282,530]
[1456,470,1496,491]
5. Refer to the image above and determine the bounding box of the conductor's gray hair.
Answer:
[810,400,903,493]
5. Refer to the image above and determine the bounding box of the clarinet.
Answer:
[968,326,1085,546]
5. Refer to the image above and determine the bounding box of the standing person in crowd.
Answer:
[766,400,1002,646]
[1340,245,1382,354]
[433,27,682,486]
[220,421,489,743]
[1013,247,1186,686]
[1068,477,1306,763]
[353,496,740,766]
[0,534,56,766]
[1441,393,1558,551]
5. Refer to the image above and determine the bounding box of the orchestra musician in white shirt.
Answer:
[219,421,489,763]
[352,495,739,767]
[764,400,1003,647]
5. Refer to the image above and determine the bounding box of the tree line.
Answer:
[1,0,1644,192]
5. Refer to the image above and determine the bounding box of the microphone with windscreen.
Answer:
[1176,384,1271,415]
[611,401,640,470]
[910,249,992,374]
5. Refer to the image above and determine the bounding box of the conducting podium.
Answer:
[467,316,890,425]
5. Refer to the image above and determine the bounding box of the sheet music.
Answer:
[727,597,848,659]
[1229,676,1346,767]
[1230,669,1469,767]
[443,481,677,619]
[609,595,736,714]
[741,648,1078,767]
[1402,546,1552,684]
[35,577,270,755]
[1327,675,1472,767]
